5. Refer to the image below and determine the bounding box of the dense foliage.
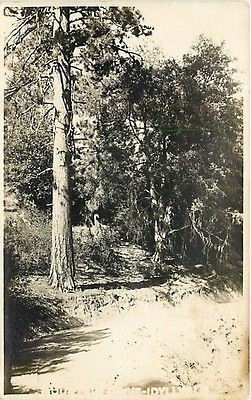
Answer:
[4,6,243,274]
[4,6,151,212]
[89,36,243,268]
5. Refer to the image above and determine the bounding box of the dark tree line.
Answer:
[91,38,242,268]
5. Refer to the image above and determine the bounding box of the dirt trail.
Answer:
[11,292,247,399]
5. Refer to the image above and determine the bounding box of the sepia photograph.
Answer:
[2,1,249,399]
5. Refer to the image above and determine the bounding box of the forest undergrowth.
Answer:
[5,214,243,344]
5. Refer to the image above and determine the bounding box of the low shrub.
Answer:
[73,228,124,277]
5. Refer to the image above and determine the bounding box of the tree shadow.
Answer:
[76,257,243,304]
[78,276,167,291]
[10,385,41,395]
[152,263,243,304]
[12,326,110,377]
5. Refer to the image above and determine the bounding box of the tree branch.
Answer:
[167,224,191,236]
[5,78,39,100]
[37,168,53,177]
[5,13,35,43]
[20,104,36,115]
[5,26,37,58]
[113,45,141,61]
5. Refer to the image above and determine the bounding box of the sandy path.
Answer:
[11,293,248,399]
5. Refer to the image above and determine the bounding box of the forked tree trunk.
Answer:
[49,7,75,291]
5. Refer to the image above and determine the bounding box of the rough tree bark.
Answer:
[49,7,75,291]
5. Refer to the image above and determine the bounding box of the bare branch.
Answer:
[43,106,54,119]
[20,104,35,115]
[71,65,83,73]
[21,43,43,68]
[37,168,53,177]
[5,13,35,43]
[113,45,141,61]
[168,225,191,236]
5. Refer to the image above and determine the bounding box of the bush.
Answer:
[73,228,124,277]
[4,202,51,277]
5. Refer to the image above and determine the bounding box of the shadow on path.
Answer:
[12,326,110,377]
[78,277,166,291]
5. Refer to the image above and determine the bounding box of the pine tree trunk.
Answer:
[49,7,75,291]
